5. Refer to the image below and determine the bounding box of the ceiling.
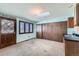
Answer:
[0,3,75,22]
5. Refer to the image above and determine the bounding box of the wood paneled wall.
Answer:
[36,21,67,42]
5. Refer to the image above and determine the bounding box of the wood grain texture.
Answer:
[36,21,67,42]
[0,16,16,48]
[67,17,74,28]
[36,24,43,39]
[76,3,79,26]
[65,40,79,56]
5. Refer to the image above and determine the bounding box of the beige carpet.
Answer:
[0,39,65,56]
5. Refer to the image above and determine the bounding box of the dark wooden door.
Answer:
[0,17,16,48]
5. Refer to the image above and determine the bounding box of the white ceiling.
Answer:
[0,3,75,22]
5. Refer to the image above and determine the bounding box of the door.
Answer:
[41,22,65,42]
[36,24,43,38]
[55,22,67,42]
[0,17,16,48]
[42,24,48,39]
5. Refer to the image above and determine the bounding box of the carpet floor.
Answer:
[0,39,65,56]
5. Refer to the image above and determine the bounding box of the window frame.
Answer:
[19,21,33,34]
[19,21,25,34]
[25,22,30,33]
[29,23,33,33]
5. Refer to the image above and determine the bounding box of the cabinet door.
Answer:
[65,40,79,56]
[0,34,6,48]
[67,17,74,28]
[76,3,79,26]
[6,34,16,46]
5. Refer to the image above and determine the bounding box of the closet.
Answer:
[36,21,67,42]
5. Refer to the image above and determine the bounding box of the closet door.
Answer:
[0,17,16,48]
[36,21,67,42]
[48,23,57,41]
[47,22,67,42]
[36,24,43,39]
[42,24,48,39]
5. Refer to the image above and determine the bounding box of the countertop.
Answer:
[64,34,79,42]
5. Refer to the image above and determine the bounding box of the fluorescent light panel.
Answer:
[35,11,50,18]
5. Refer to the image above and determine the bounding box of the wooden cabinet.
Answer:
[67,17,74,28]
[76,3,79,26]
[36,21,67,42]
[0,16,16,48]
[65,40,79,56]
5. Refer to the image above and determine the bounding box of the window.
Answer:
[19,21,33,34]
[1,19,14,33]
[25,22,29,33]
[19,21,25,34]
[29,23,33,33]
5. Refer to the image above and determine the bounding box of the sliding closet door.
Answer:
[60,22,67,42]
[42,24,48,39]
[36,21,67,42]
[52,22,67,42]
[36,24,43,39]
[47,23,57,41]
[47,22,67,42]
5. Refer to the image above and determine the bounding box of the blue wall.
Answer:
[37,17,67,24]
[67,28,74,34]
[16,18,36,43]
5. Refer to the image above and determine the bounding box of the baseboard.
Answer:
[16,37,36,44]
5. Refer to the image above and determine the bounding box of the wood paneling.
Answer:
[67,17,74,28]
[36,21,67,42]
[47,22,67,42]
[76,3,79,26]
[0,16,16,48]
[65,40,79,56]
[42,24,48,39]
